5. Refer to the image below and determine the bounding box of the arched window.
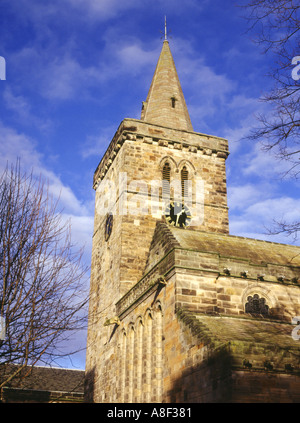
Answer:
[143,312,153,402]
[126,326,135,402]
[153,304,163,403]
[162,162,171,198]
[120,331,127,402]
[245,294,269,316]
[134,319,143,402]
[181,166,189,201]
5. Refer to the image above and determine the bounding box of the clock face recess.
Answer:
[164,202,192,228]
[105,213,113,241]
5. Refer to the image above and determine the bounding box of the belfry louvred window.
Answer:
[181,166,189,201]
[162,162,171,197]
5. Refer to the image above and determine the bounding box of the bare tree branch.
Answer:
[0,161,89,388]
[241,0,300,238]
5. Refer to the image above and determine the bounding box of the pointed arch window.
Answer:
[143,312,153,403]
[126,326,135,402]
[162,162,171,198]
[134,319,143,402]
[120,331,127,402]
[181,166,189,201]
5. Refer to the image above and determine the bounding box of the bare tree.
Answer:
[0,162,89,388]
[241,0,300,238]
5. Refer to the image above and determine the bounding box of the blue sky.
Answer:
[1,0,299,369]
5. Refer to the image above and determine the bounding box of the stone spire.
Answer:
[141,39,193,132]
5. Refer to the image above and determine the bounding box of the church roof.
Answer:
[0,364,85,393]
[141,40,193,132]
[166,225,300,267]
[144,222,300,279]
[177,309,300,371]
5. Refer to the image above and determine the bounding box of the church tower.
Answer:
[85,33,300,403]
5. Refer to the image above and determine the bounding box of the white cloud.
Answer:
[2,0,138,26]
[246,197,300,224]
[38,56,101,101]
[62,214,94,250]
[0,123,78,213]
[229,194,300,245]
[64,0,203,22]
[9,40,103,101]
[3,87,52,130]
[228,183,267,211]
[0,122,94,257]
[9,34,159,102]
[117,43,159,73]
[81,127,115,159]
[3,87,32,120]
[0,122,41,171]
[242,142,294,179]
[64,0,139,21]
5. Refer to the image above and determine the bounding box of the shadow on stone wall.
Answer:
[84,366,96,403]
[168,346,233,403]
[168,349,300,403]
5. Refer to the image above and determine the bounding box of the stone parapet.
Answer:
[93,118,229,190]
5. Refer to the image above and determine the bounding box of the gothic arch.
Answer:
[151,301,163,402]
[135,315,144,328]
[126,324,135,402]
[176,160,195,203]
[128,321,135,331]
[158,155,177,171]
[143,309,153,402]
[159,157,176,201]
[134,317,144,402]
[119,328,127,402]
[242,285,278,309]
[144,308,153,322]
[242,285,278,315]
[152,300,163,315]
[177,159,196,175]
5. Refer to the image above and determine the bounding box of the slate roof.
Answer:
[177,309,300,371]
[0,364,85,394]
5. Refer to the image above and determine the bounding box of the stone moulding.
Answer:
[219,267,300,285]
[116,275,167,319]
[116,242,300,321]
[92,118,229,190]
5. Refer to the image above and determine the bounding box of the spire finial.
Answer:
[164,16,168,41]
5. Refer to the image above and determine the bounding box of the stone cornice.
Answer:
[115,241,300,320]
[93,118,229,190]
[116,275,167,320]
